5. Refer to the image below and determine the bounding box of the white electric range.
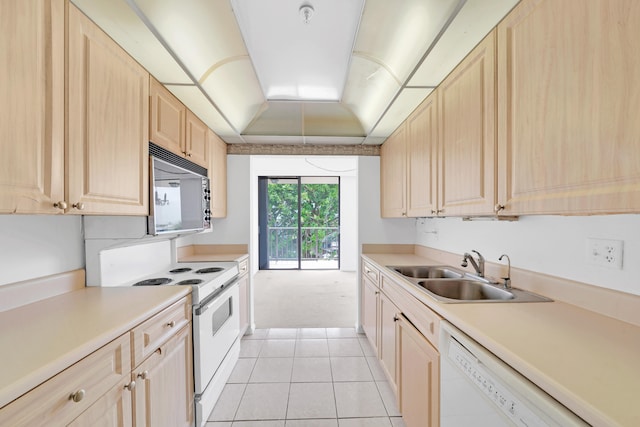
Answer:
[123,261,241,427]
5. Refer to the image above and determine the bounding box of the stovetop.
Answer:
[125,261,240,303]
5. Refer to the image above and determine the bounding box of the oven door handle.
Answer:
[194,276,239,316]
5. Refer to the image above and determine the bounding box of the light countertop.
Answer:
[0,285,190,409]
[363,253,640,427]
[179,253,248,263]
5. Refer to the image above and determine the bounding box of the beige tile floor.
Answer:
[206,328,407,427]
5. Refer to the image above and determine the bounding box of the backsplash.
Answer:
[0,215,84,286]
[415,214,640,296]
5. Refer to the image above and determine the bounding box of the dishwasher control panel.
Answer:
[448,338,547,426]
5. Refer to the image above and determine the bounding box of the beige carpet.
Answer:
[253,270,357,328]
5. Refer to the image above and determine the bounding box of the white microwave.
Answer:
[148,144,211,235]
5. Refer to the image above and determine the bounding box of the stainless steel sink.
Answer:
[386,265,552,303]
[418,279,514,301]
[389,265,464,279]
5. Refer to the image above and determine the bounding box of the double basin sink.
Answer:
[387,265,551,303]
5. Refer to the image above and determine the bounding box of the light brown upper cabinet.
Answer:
[0,0,65,214]
[67,5,149,215]
[381,91,438,218]
[149,77,185,156]
[407,92,438,216]
[0,1,148,215]
[438,30,497,216]
[186,111,209,168]
[207,130,228,218]
[380,124,407,217]
[150,79,208,168]
[496,0,640,215]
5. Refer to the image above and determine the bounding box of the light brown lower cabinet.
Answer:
[396,314,440,427]
[67,376,134,426]
[361,273,379,355]
[0,297,193,427]
[0,334,132,426]
[360,258,441,427]
[133,324,194,427]
[379,292,400,395]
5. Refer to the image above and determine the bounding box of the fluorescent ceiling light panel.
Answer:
[232,0,365,101]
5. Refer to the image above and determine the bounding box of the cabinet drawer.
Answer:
[381,274,441,347]
[132,296,191,367]
[238,259,249,277]
[362,260,379,286]
[0,334,130,427]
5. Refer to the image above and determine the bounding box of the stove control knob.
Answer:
[69,389,85,403]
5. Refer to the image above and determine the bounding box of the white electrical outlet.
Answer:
[587,238,624,269]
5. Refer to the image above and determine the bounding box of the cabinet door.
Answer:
[438,30,497,216]
[497,0,640,215]
[0,334,131,426]
[208,130,228,218]
[134,325,194,427]
[67,5,149,215]
[361,274,379,354]
[379,291,399,395]
[67,377,134,427]
[396,314,439,427]
[0,0,65,214]
[407,92,438,217]
[380,124,407,217]
[185,110,209,167]
[149,77,185,156]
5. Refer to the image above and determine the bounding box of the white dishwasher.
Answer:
[439,321,589,427]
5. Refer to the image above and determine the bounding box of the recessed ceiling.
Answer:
[232,0,365,102]
[71,0,520,145]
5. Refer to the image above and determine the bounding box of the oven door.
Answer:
[192,279,240,394]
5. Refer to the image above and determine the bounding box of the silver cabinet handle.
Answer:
[166,320,176,328]
[54,201,68,210]
[69,389,85,403]
[494,203,505,213]
[124,381,136,391]
[72,202,85,210]
[137,370,149,380]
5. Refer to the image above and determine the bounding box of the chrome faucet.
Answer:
[498,254,512,289]
[461,250,485,277]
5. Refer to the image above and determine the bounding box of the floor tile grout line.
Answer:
[227,328,402,425]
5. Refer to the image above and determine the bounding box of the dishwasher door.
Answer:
[439,321,589,427]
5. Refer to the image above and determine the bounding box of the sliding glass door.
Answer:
[258,176,339,270]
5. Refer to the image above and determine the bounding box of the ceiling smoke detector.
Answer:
[299,4,314,24]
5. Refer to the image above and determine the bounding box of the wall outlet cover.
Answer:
[587,238,623,269]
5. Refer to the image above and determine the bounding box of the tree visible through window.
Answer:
[262,176,339,269]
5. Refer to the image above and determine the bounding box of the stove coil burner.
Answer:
[169,267,193,274]
[133,277,172,286]
[175,279,204,286]
[195,267,224,274]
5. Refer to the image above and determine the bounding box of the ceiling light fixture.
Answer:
[299,4,314,24]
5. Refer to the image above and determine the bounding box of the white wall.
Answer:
[416,215,640,296]
[0,215,84,286]
[357,156,415,246]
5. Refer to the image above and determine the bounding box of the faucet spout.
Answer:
[461,250,485,277]
[499,254,512,289]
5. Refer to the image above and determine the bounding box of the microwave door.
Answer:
[154,180,183,232]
